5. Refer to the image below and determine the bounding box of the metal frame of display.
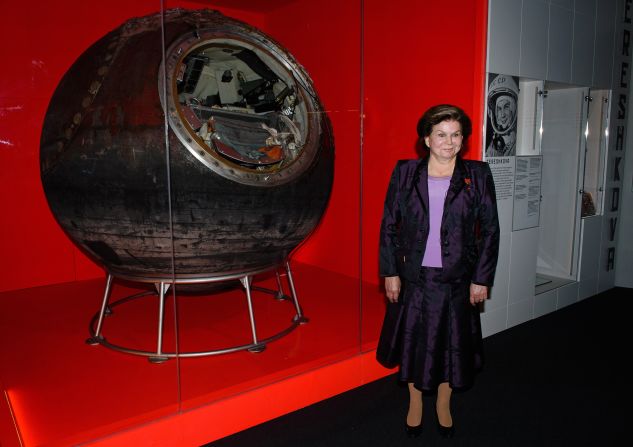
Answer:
[86,261,308,363]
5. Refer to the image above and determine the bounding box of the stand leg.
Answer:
[241,276,265,353]
[149,282,169,363]
[274,271,287,300]
[86,273,114,345]
[286,261,308,324]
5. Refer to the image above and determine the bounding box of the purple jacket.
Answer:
[379,157,500,286]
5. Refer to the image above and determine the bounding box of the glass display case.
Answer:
[0,1,361,445]
[0,1,488,445]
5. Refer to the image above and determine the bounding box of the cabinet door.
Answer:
[539,86,589,280]
[581,90,610,216]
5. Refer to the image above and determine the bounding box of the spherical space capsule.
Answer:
[40,9,334,280]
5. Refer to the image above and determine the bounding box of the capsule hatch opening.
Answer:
[175,43,306,170]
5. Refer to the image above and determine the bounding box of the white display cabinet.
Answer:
[481,0,626,341]
[515,82,610,291]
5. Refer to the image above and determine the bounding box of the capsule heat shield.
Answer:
[40,9,334,280]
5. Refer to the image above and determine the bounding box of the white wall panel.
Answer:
[496,195,514,235]
[577,217,601,297]
[481,305,508,338]
[507,298,534,327]
[615,156,633,288]
[547,4,574,82]
[593,0,616,88]
[579,277,598,300]
[489,231,511,311]
[602,0,628,290]
[571,11,596,86]
[578,216,602,280]
[615,169,633,284]
[509,227,539,303]
[598,216,616,291]
[615,7,633,287]
[551,0,574,10]
[556,282,579,308]
[534,289,557,317]
[612,123,632,284]
[574,0,596,15]
[520,0,549,79]
[488,0,522,76]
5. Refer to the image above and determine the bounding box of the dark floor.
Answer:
[203,287,631,447]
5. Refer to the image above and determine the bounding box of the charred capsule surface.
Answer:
[40,9,334,280]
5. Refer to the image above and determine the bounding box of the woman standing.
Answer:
[376,104,500,438]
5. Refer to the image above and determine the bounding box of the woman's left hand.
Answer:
[469,283,488,306]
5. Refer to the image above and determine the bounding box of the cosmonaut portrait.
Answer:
[485,73,519,157]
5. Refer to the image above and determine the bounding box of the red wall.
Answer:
[0,1,264,293]
[361,0,488,285]
[0,0,486,293]
[265,1,363,278]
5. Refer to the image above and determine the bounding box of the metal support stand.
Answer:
[85,274,113,346]
[148,282,170,364]
[86,262,306,362]
[285,261,309,324]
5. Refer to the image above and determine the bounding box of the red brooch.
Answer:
[464,178,472,190]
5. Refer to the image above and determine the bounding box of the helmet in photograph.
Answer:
[487,74,518,135]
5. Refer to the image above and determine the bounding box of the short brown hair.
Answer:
[416,104,472,141]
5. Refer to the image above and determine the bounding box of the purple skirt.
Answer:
[376,267,483,391]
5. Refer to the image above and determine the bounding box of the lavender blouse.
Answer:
[421,175,451,267]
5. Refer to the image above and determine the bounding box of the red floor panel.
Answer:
[0,262,385,446]
[82,351,392,447]
[0,280,181,447]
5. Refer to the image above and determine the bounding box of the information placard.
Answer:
[512,156,542,230]
[487,156,515,201]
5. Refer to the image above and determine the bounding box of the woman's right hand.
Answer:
[384,276,401,303]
